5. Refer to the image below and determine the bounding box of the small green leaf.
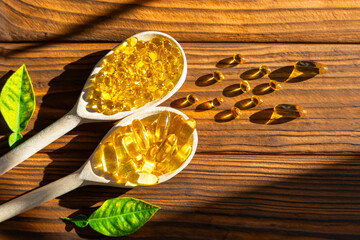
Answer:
[0,64,36,147]
[9,132,23,149]
[61,214,89,228]
[88,197,160,237]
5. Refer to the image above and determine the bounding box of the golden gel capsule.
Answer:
[163,143,192,172]
[233,54,245,64]
[259,65,271,75]
[156,134,178,162]
[155,110,171,142]
[240,80,251,93]
[168,114,185,135]
[101,142,118,173]
[113,133,129,163]
[212,70,225,82]
[210,97,224,108]
[251,95,263,106]
[273,104,307,118]
[174,119,196,146]
[115,159,138,181]
[269,80,281,91]
[186,94,199,104]
[141,145,159,173]
[231,107,242,119]
[122,135,142,160]
[132,119,150,150]
[127,172,159,186]
[294,61,328,75]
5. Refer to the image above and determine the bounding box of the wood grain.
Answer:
[0,43,359,155]
[1,154,360,239]
[2,0,360,43]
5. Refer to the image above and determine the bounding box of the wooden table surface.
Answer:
[1,1,360,239]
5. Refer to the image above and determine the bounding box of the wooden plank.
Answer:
[0,42,359,154]
[1,154,360,239]
[2,0,360,43]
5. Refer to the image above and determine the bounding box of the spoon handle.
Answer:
[0,171,87,222]
[0,110,82,176]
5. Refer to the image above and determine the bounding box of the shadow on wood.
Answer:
[252,83,274,95]
[170,97,192,108]
[216,57,238,68]
[214,110,236,122]
[240,68,264,80]
[269,66,317,83]
[195,74,217,87]
[3,0,155,57]
[223,84,243,97]
[195,101,215,112]
[249,108,295,125]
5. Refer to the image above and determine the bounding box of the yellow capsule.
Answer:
[174,118,196,146]
[171,47,181,57]
[113,133,129,162]
[259,65,271,75]
[162,143,192,172]
[145,121,156,145]
[240,80,251,93]
[131,119,150,150]
[101,142,119,173]
[251,95,263,106]
[150,37,163,47]
[212,70,225,82]
[122,135,142,161]
[163,39,173,50]
[231,107,242,119]
[168,114,185,135]
[210,97,224,108]
[233,54,245,64]
[186,94,199,104]
[156,134,178,162]
[126,37,138,47]
[141,145,159,173]
[126,172,159,186]
[269,80,282,91]
[273,104,307,118]
[294,61,328,75]
[155,111,171,142]
[116,159,138,180]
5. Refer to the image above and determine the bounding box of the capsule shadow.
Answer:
[195,74,217,87]
[252,83,274,96]
[214,110,236,122]
[223,84,243,97]
[170,97,192,108]
[216,57,238,68]
[240,69,264,80]
[249,108,295,125]
[269,66,317,83]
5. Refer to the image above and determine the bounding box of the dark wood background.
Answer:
[0,1,359,239]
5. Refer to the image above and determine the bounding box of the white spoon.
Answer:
[0,31,187,176]
[0,106,198,222]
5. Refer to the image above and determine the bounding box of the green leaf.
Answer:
[0,64,35,147]
[88,197,160,237]
[9,132,23,149]
[61,214,89,228]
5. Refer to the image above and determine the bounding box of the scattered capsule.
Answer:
[269,80,282,91]
[294,61,328,75]
[240,80,251,93]
[273,104,307,118]
[212,70,225,82]
[233,54,246,64]
[210,97,224,108]
[186,94,199,104]
[259,65,271,75]
[231,107,242,119]
[250,95,263,106]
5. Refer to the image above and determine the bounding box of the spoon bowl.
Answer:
[0,31,188,176]
[0,107,198,222]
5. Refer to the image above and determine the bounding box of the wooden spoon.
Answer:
[0,107,198,222]
[0,31,187,176]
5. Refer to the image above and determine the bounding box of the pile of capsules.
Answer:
[185,58,328,120]
[86,36,183,115]
[92,110,196,185]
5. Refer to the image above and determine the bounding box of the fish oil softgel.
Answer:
[87,36,184,115]
[92,111,196,186]
[272,104,307,119]
[294,61,328,75]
